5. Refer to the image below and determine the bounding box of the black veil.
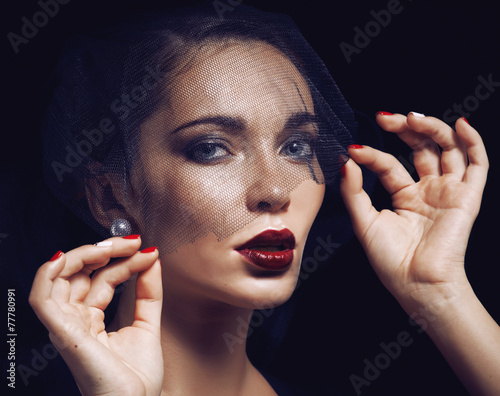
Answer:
[1,3,381,395]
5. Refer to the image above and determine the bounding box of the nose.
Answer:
[245,160,292,214]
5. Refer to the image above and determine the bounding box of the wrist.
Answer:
[402,280,469,309]
[397,278,476,333]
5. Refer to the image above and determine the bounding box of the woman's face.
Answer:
[134,41,325,309]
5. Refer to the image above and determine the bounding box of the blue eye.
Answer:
[185,142,230,163]
[281,137,315,160]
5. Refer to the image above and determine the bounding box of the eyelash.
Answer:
[183,133,317,164]
[280,135,317,161]
[184,140,231,164]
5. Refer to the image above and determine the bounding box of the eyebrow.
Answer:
[284,112,318,131]
[169,116,245,135]
[169,111,317,135]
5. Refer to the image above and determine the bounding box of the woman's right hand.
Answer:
[29,237,163,396]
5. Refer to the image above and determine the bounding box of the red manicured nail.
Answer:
[340,164,346,178]
[376,111,393,116]
[140,246,158,253]
[50,250,63,261]
[462,117,470,125]
[348,144,363,149]
[339,155,348,178]
[122,234,141,239]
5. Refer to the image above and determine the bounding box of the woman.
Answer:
[27,3,496,396]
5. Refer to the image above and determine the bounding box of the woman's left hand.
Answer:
[340,112,489,309]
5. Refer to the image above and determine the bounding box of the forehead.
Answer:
[166,40,314,122]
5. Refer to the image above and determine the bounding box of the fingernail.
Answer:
[122,234,141,239]
[140,246,158,253]
[340,164,346,178]
[376,111,393,116]
[462,117,470,125]
[50,250,63,262]
[348,144,363,149]
[338,155,347,178]
[94,241,113,247]
[409,111,425,118]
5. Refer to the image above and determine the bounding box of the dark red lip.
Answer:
[236,229,295,271]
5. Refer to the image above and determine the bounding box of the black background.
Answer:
[2,0,499,395]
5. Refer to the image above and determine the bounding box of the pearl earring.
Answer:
[110,218,132,237]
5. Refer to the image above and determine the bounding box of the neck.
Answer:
[161,292,254,395]
[111,279,276,396]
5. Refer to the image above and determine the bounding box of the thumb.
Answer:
[133,259,163,334]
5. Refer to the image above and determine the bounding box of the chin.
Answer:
[159,223,311,311]
[219,251,303,311]
[234,279,297,310]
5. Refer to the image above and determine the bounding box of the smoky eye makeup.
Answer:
[279,131,318,162]
[182,136,234,164]
[277,111,319,162]
[166,123,235,154]
[167,115,245,157]
[168,110,319,164]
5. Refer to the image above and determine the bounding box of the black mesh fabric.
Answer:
[41,4,356,253]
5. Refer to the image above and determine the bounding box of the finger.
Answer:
[47,236,141,306]
[65,273,92,305]
[48,237,141,305]
[347,144,415,196]
[82,247,159,310]
[29,252,68,332]
[376,112,442,177]
[455,117,489,191]
[339,158,379,240]
[133,258,163,333]
[406,112,468,176]
[50,277,72,304]
[60,236,142,278]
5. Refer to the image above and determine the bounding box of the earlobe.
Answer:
[85,169,141,236]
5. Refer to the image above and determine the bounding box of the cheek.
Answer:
[289,180,325,242]
[298,180,325,215]
[138,161,254,252]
